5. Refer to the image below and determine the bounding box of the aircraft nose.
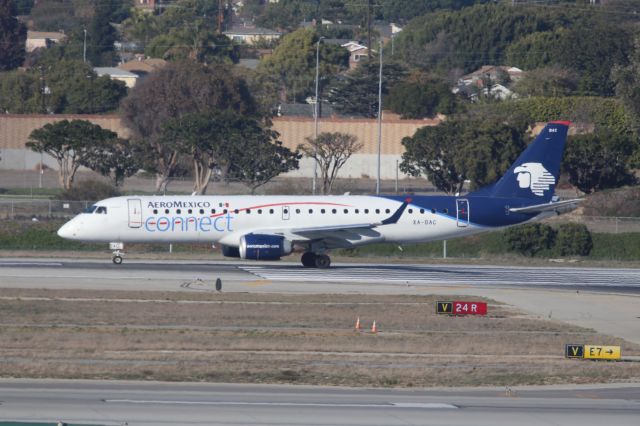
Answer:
[57,221,76,239]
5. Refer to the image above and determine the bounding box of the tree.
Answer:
[386,76,458,119]
[0,0,27,71]
[230,136,301,194]
[300,132,363,195]
[121,60,257,193]
[512,66,578,97]
[146,30,239,64]
[503,223,555,257]
[79,138,142,187]
[257,28,349,103]
[555,223,592,257]
[401,117,529,193]
[85,0,119,66]
[562,130,638,194]
[26,120,122,190]
[0,59,127,113]
[163,110,299,194]
[327,60,406,118]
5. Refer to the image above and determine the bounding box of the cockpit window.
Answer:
[84,205,97,214]
[96,206,107,214]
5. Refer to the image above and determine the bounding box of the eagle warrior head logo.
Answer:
[513,163,555,196]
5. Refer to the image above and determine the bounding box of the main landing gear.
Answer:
[301,252,331,269]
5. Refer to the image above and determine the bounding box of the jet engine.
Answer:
[239,234,293,260]
[221,245,241,258]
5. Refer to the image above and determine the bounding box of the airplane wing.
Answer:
[509,198,583,214]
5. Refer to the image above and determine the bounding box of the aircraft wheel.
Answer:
[314,254,331,269]
[112,255,123,265]
[301,252,316,268]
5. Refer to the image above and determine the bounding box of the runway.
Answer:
[0,379,639,426]
[1,259,639,293]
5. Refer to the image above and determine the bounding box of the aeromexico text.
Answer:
[148,201,212,209]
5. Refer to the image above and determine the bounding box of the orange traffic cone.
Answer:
[355,317,361,331]
[371,320,378,333]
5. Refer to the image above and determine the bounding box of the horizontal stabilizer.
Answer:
[509,198,583,214]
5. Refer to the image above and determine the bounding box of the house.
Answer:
[135,0,156,12]
[25,31,67,52]
[341,41,369,70]
[223,24,282,45]
[93,67,139,88]
[118,57,167,77]
[453,65,525,101]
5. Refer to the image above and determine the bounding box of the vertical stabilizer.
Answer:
[489,121,570,202]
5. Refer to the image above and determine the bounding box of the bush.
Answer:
[555,223,593,256]
[56,180,120,201]
[503,223,556,257]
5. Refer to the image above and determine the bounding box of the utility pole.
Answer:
[83,28,87,63]
[376,41,383,195]
[217,0,224,34]
[312,38,323,195]
[366,0,372,59]
[38,66,46,188]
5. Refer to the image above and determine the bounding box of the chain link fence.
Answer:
[1,198,639,233]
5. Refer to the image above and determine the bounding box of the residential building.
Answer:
[25,31,67,52]
[118,57,168,77]
[93,67,139,88]
[341,41,368,70]
[223,25,281,45]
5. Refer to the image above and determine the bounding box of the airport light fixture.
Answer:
[312,37,324,195]
[376,41,383,195]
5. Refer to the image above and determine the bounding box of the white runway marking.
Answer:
[239,265,640,289]
[104,399,458,409]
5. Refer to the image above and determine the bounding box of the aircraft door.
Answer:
[127,199,143,228]
[456,199,469,228]
[282,206,290,221]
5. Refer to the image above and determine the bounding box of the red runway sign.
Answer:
[436,301,488,315]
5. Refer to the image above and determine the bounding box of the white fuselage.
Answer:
[58,195,485,249]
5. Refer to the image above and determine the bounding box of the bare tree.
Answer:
[300,132,363,195]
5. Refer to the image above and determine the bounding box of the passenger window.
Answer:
[443,208,449,214]
[246,209,251,214]
[269,209,274,214]
[153,209,158,215]
[211,209,216,214]
[295,209,300,214]
[165,209,170,214]
[408,209,413,214]
[375,209,380,214]
[234,209,239,214]
[420,209,424,214]
[321,209,326,214]
[343,209,348,214]
[332,209,337,214]
[309,209,313,214]
[364,209,369,214]
[188,209,193,214]
[176,209,182,214]
[431,208,436,214]
[258,209,262,214]
[223,209,228,214]
[284,209,289,214]
[385,209,390,214]
[199,209,204,214]
[355,209,359,214]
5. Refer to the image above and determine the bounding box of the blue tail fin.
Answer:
[487,121,570,202]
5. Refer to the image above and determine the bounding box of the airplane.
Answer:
[57,121,581,268]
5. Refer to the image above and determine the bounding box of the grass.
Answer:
[0,289,638,388]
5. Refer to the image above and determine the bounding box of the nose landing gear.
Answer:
[110,242,125,265]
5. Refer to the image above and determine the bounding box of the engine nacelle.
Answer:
[239,234,292,261]
[221,245,240,258]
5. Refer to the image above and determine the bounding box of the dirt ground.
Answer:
[0,289,638,387]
